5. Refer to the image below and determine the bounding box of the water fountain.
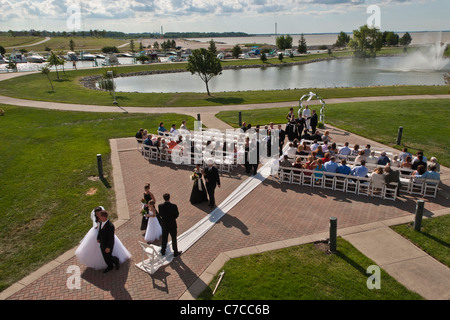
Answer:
[400,41,449,71]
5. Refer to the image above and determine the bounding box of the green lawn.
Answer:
[0,36,46,49]
[0,104,195,292]
[216,99,450,167]
[391,215,450,267]
[198,238,423,300]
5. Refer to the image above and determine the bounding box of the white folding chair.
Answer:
[279,167,292,184]
[323,173,336,190]
[291,168,302,185]
[409,178,425,195]
[312,172,324,188]
[138,241,159,274]
[357,177,371,196]
[149,146,159,161]
[334,174,347,192]
[383,182,398,201]
[423,180,439,198]
[345,177,358,194]
[302,170,313,187]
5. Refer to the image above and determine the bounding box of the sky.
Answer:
[0,0,449,34]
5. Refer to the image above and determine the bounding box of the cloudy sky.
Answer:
[0,0,448,34]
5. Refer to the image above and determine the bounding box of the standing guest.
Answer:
[190,164,208,204]
[141,183,156,230]
[158,122,167,135]
[301,105,311,132]
[97,210,120,273]
[278,124,286,155]
[240,121,247,133]
[295,116,306,138]
[286,108,295,121]
[310,110,318,135]
[159,193,181,257]
[204,158,221,208]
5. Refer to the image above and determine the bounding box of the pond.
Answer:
[112,56,450,93]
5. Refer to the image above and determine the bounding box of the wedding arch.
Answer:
[298,92,326,124]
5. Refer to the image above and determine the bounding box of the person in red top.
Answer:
[322,152,331,164]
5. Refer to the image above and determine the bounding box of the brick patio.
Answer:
[6,126,449,300]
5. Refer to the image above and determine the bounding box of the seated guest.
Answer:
[180,120,188,131]
[412,154,427,170]
[391,155,401,167]
[292,157,304,169]
[296,144,309,156]
[428,157,440,172]
[143,134,154,149]
[311,130,322,141]
[370,167,385,191]
[338,142,351,156]
[279,154,292,168]
[135,128,144,139]
[312,145,324,159]
[322,152,331,164]
[304,155,315,175]
[321,131,332,143]
[412,151,427,164]
[313,158,325,183]
[300,129,311,141]
[384,165,401,195]
[399,147,412,163]
[302,141,311,152]
[377,151,391,166]
[350,160,368,178]
[414,165,440,182]
[167,139,178,150]
[412,164,427,181]
[286,142,297,158]
[354,150,366,164]
[170,124,179,137]
[363,144,371,157]
[321,141,329,153]
[328,142,339,157]
[142,129,148,140]
[158,122,167,135]
[351,144,360,156]
[401,156,413,169]
[366,151,379,164]
[337,159,351,175]
[240,122,247,132]
[160,139,168,150]
[310,140,319,152]
[324,156,338,173]
[154,136,162,148]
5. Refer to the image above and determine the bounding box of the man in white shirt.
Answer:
[338,142,351,156]
[310,140,319,152]
[301,105,311,132]
[170,124,179,137]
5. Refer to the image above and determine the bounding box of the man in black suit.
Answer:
[158,193,181,257]
[97,210,120,273]
[277,124,286,156]
[204,158,221,208]
[310,110,318,134]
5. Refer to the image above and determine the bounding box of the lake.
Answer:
[112,56,450,93]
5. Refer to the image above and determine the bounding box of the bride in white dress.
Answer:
[75,206,132,270]
[144,200,162,243]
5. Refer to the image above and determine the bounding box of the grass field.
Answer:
[391,215,450,267]
[0,104,195,292]
[216,99,450,167]
[0,36,46,49]
[198,238,423,300]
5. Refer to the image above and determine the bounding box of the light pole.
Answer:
[107,71,117,105]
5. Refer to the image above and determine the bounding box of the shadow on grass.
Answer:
[206,97,245,105]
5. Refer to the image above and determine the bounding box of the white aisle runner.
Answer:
[135,155,278,274]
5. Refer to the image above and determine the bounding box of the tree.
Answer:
[208,39,217,56]
[298,34,307,54]
[0,45,5,55]
[101,46,119,54]
[334,31,350,48]
[260,52,267,63]
[348,25,383,58]
[278,53,284,62]
[399,32,412,46]
[47,52,63,79]
[186,48,222,96]
[69,39,75,51]
[41,66,54,91]
[153,41,160,50]
[232,44,242,59]
[98,71,116,96]
[276,35,293,51]
[130,39,135,52]
[444,73,450,86]
[383,31,399,46]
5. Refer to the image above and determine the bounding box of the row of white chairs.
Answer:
[276,166,439,200]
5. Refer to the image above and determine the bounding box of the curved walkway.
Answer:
[5,37,51,49]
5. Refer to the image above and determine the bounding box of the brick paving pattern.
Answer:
[6,127,449,300]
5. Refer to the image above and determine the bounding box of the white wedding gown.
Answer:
[75,207,132,270]
[144,211,162,243]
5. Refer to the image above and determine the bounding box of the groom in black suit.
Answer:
[97,210,120,273]
[158,193,181,257]
[204,158,221,208]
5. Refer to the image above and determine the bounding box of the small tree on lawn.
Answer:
[278,53,284,62]
[47,51,62,79]
[41,66,54,91]
[232,44,242,59]
[186,48,222,96]
[260,52,267,63]
[69,39,75,51]
[98,71,116,96]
